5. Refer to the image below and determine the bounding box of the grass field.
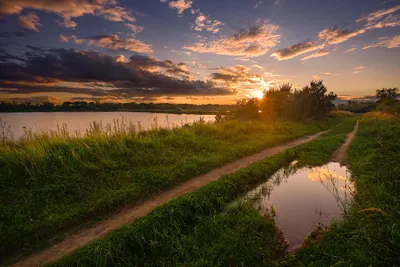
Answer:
[50,117,356,266]
[0,117,341,262]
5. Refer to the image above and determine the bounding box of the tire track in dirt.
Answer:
[330,120,359,164]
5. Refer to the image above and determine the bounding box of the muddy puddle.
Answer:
[246,161,355,248]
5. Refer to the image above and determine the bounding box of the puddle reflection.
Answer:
[246,161,355,248]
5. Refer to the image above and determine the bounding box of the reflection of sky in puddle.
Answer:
[246,161,355,248]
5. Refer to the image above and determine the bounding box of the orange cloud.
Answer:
[362,35,400,50]
[271,41,323,61]
[161,0,192,15]
[185,23,280,57]
[301,48,331,60]
[191,9,224,33]
[87,35,153,53]
[345,48,357,53]
[17,12,41,32]
[0,0,136,29]
[125,24,144,33]
[59,35,84,44]
[270,5,399,61]
[318,27,367,45]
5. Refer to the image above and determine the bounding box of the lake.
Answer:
[0,112,215,139]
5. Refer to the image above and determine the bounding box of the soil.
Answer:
[330,120,359,164]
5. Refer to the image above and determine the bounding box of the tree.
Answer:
[260,83,293,120]
[234,98,260,119]
[376,88,399,101]
[293,80,336,120]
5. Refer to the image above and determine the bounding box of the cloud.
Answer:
[59,35,84,44]
[87,35,153,53]
[313,72,334,79]
[270,4,400,61]
[264,72,281,77]
[0,0,136,28]
[356,5,400,26]
[165,62,193,79]
[59,34,151,53]
[234,57,251,62]
[185,23,280,57]
[0,48,231,98]
[161,0,192,15]
[345,47,357,53]
[300,47,332,60]
[96,6,136,22]
[211,65,259,83]
[317,26,366,45]
[191,9,224,33]
[56,18,77,29]
[210,64,281,97]
[7,95,61,104]
[270,41,322,61]
[251,64,264,69]
[114,55,129,63]
[351,66,365,74]
[125,23,144,33]
[59,34,68,43]
[192,60,208,68]
[17,12,41,32]
[254,0,263,9]
[362,35,400,50]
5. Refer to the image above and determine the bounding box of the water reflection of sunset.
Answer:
[307,167,348,182]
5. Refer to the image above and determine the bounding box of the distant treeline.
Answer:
[0,101,234,114]
[336,87,399,114]
[336,101,376,113]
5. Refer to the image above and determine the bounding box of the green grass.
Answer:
[0,118,340,262]
[282,113,400,266]
[49,117,356,267]
[163,203,288,267]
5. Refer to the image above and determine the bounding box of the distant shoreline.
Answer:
[0,110,220,115]
[0,103,233,115]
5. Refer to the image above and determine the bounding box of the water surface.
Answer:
[247,161,355,248]
[0,112,215,139]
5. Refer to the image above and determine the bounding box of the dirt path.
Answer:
[12,130,330,267]
[330,120,359,164]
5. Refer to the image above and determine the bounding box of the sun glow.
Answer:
[252,90,264,99]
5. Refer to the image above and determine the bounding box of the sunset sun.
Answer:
[252,90,264,99]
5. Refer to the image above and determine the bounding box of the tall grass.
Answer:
[0,117,342,263]
[50,118,356,267]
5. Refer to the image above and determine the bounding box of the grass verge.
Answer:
[0,118,339,262]
[49,117,356,266]
[282,112,400,266]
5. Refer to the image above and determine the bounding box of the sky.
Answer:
[0,0,399,104]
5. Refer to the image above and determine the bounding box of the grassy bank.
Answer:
[0,118,339,262]
[50,117,356,266]
[285,113,400,266]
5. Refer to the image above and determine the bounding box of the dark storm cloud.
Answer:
[0,48,231,97]
[0,48,27,62]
